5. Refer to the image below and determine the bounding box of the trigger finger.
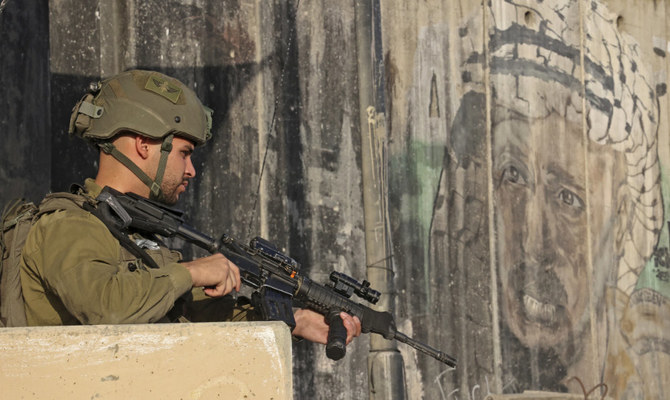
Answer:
[353,316,362,336]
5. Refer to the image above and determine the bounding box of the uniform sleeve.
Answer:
[23,209,193,324]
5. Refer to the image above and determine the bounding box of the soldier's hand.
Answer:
[292,309,362,345]
[183,253,241,297]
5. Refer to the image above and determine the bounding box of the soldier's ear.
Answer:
[135,135,152,159]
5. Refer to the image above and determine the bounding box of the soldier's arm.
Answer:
[23,210,192,324]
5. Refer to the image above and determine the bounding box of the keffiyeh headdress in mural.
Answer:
[460,0,662,294]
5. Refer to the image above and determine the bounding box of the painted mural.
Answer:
[393,0,669,398]
[4,0,670,398]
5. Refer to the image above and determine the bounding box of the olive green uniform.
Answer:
[20,179,252,326]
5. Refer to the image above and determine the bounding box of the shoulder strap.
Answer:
[82,200,161,270]
[37,189,90,217]
[41,186,161,270]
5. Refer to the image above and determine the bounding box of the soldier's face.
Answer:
[493,112,622,349]
[158,136,196,205]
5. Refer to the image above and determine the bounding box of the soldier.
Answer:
[18,69,361,345]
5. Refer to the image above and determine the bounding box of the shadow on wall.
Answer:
[0,0,49,205]
[48,62,270,195]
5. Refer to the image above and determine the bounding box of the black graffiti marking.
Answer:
[489,23,580,65]
[652,246,670,283]
[653,247,669,268]
[654,269,670,283]
[489,57,581,90]
[629,287,666,306]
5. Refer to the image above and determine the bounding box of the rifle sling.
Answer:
[83,202,160,270]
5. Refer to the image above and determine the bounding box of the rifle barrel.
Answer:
[394,331,457,367]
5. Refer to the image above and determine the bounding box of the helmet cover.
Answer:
[69,69,212,145]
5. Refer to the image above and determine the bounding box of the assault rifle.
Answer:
[90,186,456,367]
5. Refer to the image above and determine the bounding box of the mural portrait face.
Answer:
[445,0,664,395]
[493,103,627,351]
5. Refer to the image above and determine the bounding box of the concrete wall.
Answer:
[0,322,293,399]
[384,1,670,399]
[1,0,669,399]
[382,1,668,399]
[0,0,50,204]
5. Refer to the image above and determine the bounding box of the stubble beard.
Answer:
[156,177,185,205]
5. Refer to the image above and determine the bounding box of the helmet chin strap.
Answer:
[98,134,175,202]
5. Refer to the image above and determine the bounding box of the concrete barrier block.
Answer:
[0,321,292,399]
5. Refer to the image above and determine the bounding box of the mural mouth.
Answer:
[508,262,568,328]
[522,293,559,324]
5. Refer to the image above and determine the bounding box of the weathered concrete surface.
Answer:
[382,0,670,399]
[29,1,371,398]
[0,322,292,399]
[3,0,670,399]
[0,0,50,206]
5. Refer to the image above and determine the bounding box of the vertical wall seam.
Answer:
[483,0,503,393]
[126,1,136,67]
[255,0,268,238]
[578,0,598,384]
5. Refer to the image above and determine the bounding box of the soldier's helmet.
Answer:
[68,70,213,202]
[69,69,212,145]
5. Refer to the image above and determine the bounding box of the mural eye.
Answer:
[502,165,525,185]
[558,188,583,209]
